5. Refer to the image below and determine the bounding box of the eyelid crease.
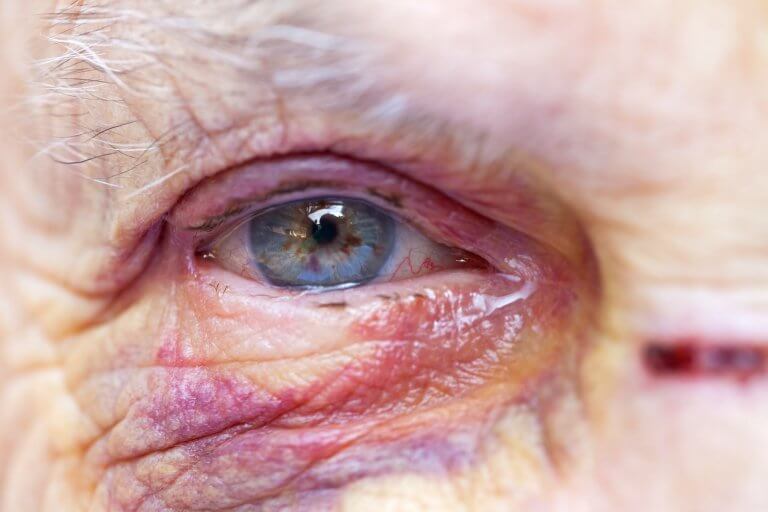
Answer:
[171,156,381,225]
[169,155,447,251]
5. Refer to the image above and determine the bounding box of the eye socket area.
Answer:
[200,195,486,291]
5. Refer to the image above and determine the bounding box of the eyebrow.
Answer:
[36,0,438,187]
[39,1,405,124]
[34,0,501,248]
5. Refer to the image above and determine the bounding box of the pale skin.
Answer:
[0,0,767,511]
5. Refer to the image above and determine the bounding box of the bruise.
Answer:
[94,342,533,510]
[97,369,297,462]
[100,407,504,512]
[88,266,584,511]
[105,274,542,462]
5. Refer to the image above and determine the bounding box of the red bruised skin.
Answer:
[99,401,514,512]
[87,269,575,461]
[73,261,588,510]
[65,192,594,511]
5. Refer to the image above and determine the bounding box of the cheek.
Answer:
[63,233,593,510]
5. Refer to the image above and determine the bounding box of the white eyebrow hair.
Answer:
[28,0,480,204]
[36,0,375,102]
[28,0,419,193]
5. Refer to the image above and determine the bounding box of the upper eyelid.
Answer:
[168,155,437,246]
[188,182,388,231]
[183,185,347,234]
[188,186,420,255]
[169,155,397,225]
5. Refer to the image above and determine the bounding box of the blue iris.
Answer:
[248,197,396,288]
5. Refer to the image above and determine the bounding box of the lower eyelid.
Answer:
[166,252,561,359]
[81,246,588,505]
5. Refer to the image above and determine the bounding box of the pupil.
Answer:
[311,214,339,245]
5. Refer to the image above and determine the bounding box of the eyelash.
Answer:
[169,153,550,294]
[194,192,486,291]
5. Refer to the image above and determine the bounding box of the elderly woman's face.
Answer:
[0,1,767,511]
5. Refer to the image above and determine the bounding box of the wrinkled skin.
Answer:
[1,1,767,511]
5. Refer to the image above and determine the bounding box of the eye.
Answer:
[202,196,483,290]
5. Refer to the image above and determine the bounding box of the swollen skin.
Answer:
[65,244,591,511]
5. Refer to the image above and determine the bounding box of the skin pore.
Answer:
[0,0,767,511]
